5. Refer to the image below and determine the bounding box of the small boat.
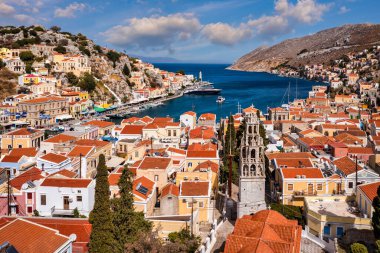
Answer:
[216,96,225,103]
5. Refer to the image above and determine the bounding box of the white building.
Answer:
[36,177,95,217]
[37,153,72,174]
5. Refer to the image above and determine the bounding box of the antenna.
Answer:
[237,102,242,114]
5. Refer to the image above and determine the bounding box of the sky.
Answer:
[0,0,380,63]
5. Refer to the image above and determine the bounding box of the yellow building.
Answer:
[357,182,380,219]
[304,196,371,239]
[178,181,212,223]
[0,48,10,58]
[275,168,344,206]
[185,143,219,172]
[0,128,44,149]
[22,74,41,85]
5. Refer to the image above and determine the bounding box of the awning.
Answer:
[55,114,73,121]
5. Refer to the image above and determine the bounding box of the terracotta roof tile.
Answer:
[180,181,209,196]
[5,128,41,136]
[67,146,93,157]
[266,152,315,160]
[40,153,69,164]
[83,120,114,128]
[161,183,179,197]
[359,182,380,202]
[133,176,155,200]
[138,157,171,170]
[333,156,363,176]
[10,167,45,190]
[108,173,121,186]
[0,219,69,253]
[40,178,92,188]
[194,160,219,173]
[120,125,144,135]
[44,134,77,143]
[281,168,323,179]
[75,139,109,147]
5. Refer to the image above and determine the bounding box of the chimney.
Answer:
[41,163,45,171]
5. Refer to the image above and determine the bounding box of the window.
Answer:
[323,225,331,235]
[348,182,354,188]
[27,193,32,200]
[168,197,172,200]
[40,194,46,205]
[27,206,33,213]
[317,184,323,191]
[77,196,82,202]
[187,202,193,208]
[188,162,192,167]
[135,151,139,157]
[336,227,344,237]
[154,175,159,181]
[168,130,171,136]
[287,184,293,191]
[18,144,22,148]
[199,201,204,208]
[173,130,177,137]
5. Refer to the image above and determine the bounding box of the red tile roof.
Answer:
[167,147,186,155]
[266,152,315,160]
[275,158,313,168]
[75,139,109,147]
[161,183,179,197]
[83,120,114,128]
[108,173,121,186]
[5,128,41,136]
[347,147,374,155]
[281,168,323,179]
[189,126,215,139]
[0,219,69,253]
[224,210,302,253]
[40,178,92,188]
[194,160,219,173]
[120,125,144,135]
[9,147,38,157]
[138,157,171,170]
[333,156,363,176]
[21,96,66,104]
[199,113,216,121]
[49,169,77,178]
[180,181,209,196]
[0,217,91,253]
[359,182,380,202]
[1,155,23,163]
[183,111,196,116]
[67,146,93,157]
[44,134,77,143]
[133,176,155,200]
[10,167,45,190]
[40,153,69,164]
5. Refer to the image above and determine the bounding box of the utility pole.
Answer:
[228,115,233,198]
[7,169,11,216]
[355,155,358,195]
[79,153,82,178]
[190,198,197,236]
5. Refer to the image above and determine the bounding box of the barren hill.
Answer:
[229,24,380,72]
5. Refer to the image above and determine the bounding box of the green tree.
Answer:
[54,45,66,54]
[376,240,380,253]
[350,243,368,253]
[19,51,35,62]
[259,123,269,146]
[73,207,80,218]
[122,64,131,77]
[167,229,201,253]
[112,165,152,252]
[94,45,103,54]
[176,69,185,75]
[78,73,96,92]
[224,115,236,159]
[89,154,115,252]
[106,51,121,67]
[66,72,79,86]
[0,59,5,69]
[372,186,380,239]
[50,26,61,33]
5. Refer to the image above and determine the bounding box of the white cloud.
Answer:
[0,2,16,14]
[14,14,35,23]
[103,13,201,51]
[248,15,291,38]
[275,0,331,24]
[54,2,86,18]
[202,23,252,46]
[339,6,350,14]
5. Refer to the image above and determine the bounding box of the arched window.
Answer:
[243,165,249,177]
[242,148,247,158]
[257,165,263,176]
[248,125,253,134]
[254,125,257,134]
[248,137,252,146]
[250,165,256,176]
[251,149,256,159]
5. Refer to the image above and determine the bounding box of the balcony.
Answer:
[51,206,74,217]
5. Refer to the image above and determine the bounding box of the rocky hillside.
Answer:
[0,25,161,102]
[229,24,380,72]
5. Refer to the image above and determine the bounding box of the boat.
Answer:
[216,96,225,103]
[186,85,221,95]
[108,114,124,119]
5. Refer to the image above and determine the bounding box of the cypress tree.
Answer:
[89,154,115,252]
[224,115,236,161]
[112,165,152,252]
[372,186,380,239]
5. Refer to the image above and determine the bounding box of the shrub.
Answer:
[350,243,368,253]
[19,51,35,62]
[54,45,66,54]
[50,26,61,33]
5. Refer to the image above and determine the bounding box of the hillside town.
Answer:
[2,28,380,253]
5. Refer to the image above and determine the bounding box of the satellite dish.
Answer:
[69,234,77,242]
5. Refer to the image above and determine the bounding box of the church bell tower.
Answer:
[237,111,266,218]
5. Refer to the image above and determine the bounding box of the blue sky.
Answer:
[0,0,379,63]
